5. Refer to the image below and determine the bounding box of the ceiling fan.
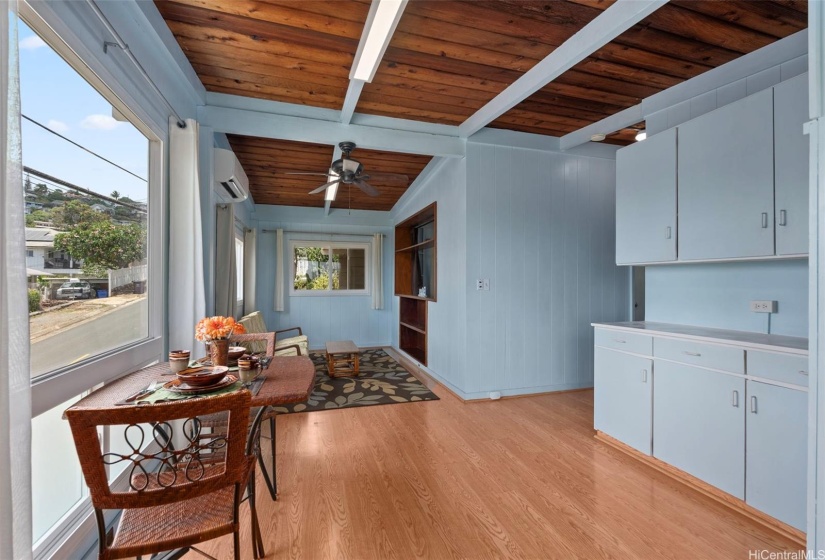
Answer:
[283,141,409,197]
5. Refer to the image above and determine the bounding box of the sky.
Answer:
[19,20,149,203]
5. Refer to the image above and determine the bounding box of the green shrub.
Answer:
[28,288,41,312]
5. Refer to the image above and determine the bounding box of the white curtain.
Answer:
[0,6,33,558]
[243,227,256,315]
[274,228,284,312]
[168,117,206,356]
[372,233,384,310]
[214,204,236,317]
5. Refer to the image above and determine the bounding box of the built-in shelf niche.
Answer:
[395,202,436,365]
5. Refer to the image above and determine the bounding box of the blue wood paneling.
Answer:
[464,143,629,396]
[391,157,468,394]
[253,207,395,349]
[645,260,808,337]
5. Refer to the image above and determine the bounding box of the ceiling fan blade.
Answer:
[354,179,380,197]
[360,172,408,186]
[308,180,340,195]
[280,171,337,177]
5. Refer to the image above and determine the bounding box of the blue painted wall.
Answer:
[463,142,629,399]
[645,260,808,337]
[252,205,395,349]
[391,157,468,396]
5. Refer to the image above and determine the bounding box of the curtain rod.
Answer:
[261,229,386,238]
[86,0,187,129]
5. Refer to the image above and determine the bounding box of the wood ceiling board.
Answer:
[671,1,808,37]
[226,136,431,211]
[495,1,806,137]
[357,0,602,124]
[155,0,364,108]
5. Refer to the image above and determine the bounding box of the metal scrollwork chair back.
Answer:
[65,391,262,560]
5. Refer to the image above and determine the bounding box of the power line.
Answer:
[24,166,146,214]
[22,114,147,182]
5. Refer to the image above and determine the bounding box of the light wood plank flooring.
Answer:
[186,386,801,559]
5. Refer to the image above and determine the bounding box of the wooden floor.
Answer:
[186,386,801,559]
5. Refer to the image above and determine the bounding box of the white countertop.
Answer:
[592,321,808,354]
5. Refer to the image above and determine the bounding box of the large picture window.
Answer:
[291,241,370,296]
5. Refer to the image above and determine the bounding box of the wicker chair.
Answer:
[229,332,302,500]
[65,391,264,560]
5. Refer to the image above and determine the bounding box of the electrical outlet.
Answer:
[750,300,778,313]
[476,279,484,291]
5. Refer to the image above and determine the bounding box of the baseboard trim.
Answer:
[594,431,806,547]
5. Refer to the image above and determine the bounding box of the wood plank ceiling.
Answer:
[226,135,431,211]
[157,0,808,208]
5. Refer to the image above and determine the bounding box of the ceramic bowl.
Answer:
[169,357,190,373]
[177,366,228,387]
[227,346,247,360]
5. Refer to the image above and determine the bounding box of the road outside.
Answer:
[30,294,148,379]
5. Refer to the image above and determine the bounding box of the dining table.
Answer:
[67,354,315,497]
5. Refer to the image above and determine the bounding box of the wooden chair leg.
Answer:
[233,528,241,560]
[249,478,265,558]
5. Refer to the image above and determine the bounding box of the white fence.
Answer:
[108,264,147,291]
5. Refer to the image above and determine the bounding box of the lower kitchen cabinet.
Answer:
[746,380,808,531]
[653,360,746,499]
[594,347,652,454]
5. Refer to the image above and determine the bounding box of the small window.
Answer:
[291,241,369,296]
[234,231,244,316]
[26,249,33,257]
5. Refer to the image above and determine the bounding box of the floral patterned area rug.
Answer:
[269,348,439,414]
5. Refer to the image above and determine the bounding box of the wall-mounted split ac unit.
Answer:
[213,148,249,203]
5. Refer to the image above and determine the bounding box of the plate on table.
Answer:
[164,374,238,394]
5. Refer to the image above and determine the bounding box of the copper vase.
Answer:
[209,339,229,366]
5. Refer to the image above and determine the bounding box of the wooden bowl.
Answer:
[177,366,228,387]
[228,346,247,360]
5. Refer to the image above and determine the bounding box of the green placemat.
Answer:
[120,376,263,405]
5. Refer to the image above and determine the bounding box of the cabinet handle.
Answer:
[641,369,648,383]
[683,351,702,357]
[666,226,672,239]
[779,209,787,227]
[761,212,769,228]
[613,339,626,344]
[732,390,739,408]
[750,396,758,414]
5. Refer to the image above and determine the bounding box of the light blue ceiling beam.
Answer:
[198,105,465,158]
[458,0,669,138]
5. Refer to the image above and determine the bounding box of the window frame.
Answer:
[24,4,165,420]
[289,240,371,297]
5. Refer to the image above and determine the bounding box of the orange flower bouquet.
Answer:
[195,316,246,342]
[195,316,246,366]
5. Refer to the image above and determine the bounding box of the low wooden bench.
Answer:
[326,340,360,378]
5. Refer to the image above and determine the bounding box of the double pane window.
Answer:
[291,242,369,295]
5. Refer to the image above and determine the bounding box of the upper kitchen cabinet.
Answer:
[616,128,677,265]
[678,88,775,260]
[774,74,809,256]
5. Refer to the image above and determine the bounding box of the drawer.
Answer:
[594,329,652,356]
[654,337,744,374]
[747,350,809,388]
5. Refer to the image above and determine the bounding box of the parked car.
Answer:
[55,280,96,300]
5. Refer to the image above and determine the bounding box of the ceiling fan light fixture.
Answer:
[590,133,606,142]
[635,129,647,142]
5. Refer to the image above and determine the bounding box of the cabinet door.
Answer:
[746,381,807,530]
[615,128,677,264]
[653,360,745,498]
[774,74,809,256]
[594,347,653,454]
[678,88,775,260]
